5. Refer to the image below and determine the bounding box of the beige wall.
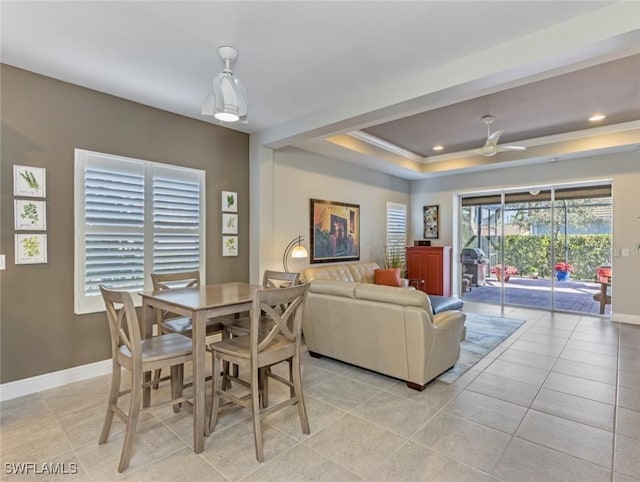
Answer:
[0,65,250,383]
[270,147,410,273]
[410,152,640,321]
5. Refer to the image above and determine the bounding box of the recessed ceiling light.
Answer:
[433,145,444,151]
[589,113,606,122]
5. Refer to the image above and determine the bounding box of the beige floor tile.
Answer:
[120,447,226,482]
[484,359,548,386]
[516,410,613,469]
[618,386,640,412]
[0,394,56,438]
[532,388,614,432]
[444,389,527,434]
[74,417,188,480]
[0,420,72,467]
[302,354,353,375]
[466,372,539,407]
[552,358,618,385]
[613,472,638,482]
[559,348,618,369]
[498,347,557,370]
[351,391,437,437]
[492,437,611,482]
[616,407,640,440]
[544,372,616,404]
[242,443,362,482]
[509,339,564,357]
[303,413,405,478]
[412,412,511,473]
[200,419,298,481]
[305,375,380,411]
[518,331,570,346]
[565,338,620,356]
[341,366,397,390]
[614,434,640,478]
[300,363,340,388]
[619,368,640,391]
[369,440,499,482]
[388,379,462,410]
[569,330,619,346]
[40,375,112,420]
[264,395,347,441]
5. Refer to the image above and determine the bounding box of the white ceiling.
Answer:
[2,1,640,179]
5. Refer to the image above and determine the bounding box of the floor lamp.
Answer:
[283,235,308,272]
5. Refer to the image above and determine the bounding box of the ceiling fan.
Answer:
[474,115,526,157]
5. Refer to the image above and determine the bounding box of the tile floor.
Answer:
[1,302,639,481]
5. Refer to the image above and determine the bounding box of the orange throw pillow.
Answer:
[374,268,403,287]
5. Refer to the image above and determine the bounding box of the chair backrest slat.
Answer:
[252,284,309,354]
[151,270,200,292]
[100,286,141,360]
[262,270,300,289]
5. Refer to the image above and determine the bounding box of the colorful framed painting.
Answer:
[14,165,46,198]
[222,235,238,256]
[309,198,360,264]
[222,213,238,234]
[15,234,48,264]
[222,191,238,213]
[14,200,46,230]
[423,205,439,239]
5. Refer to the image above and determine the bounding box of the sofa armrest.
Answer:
[432,310,466,331]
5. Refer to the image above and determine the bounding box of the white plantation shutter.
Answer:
[75,150,205,314]
[152,167,201,274]
[386,202,407,266]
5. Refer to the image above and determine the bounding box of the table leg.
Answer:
[141,302,153,408]
[192,311,206,453]
[599,283,607,315]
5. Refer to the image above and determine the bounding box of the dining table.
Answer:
[140,281,262,453]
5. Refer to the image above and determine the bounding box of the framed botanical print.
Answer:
[423,205,439,239]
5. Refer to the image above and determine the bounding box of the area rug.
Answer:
[437,313,526,383]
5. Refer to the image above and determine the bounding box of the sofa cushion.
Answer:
[347,262,380,283]
[302,265,355,283]
[309,279,357,298]
[373,268,403,287]
[355,283,432,312]
[429,295,464,314]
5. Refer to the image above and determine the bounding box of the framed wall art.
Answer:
[309,198,360,264]
[14,165,46,198]
[14,200,47,230]
[15,234,48,264]
[222,235,238,256]
[221,191,237,212]
[423,205,439,239]
[222,213,238,234]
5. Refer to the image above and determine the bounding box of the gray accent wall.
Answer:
[0,65,249,383]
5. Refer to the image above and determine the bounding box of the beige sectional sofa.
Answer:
[301,262,466,390]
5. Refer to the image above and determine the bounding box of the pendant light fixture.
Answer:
[201,45,248,123]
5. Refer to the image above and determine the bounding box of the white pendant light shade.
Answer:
[201,46,248,123]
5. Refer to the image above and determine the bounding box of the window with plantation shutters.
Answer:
[386,202,407,267]
[75,149,205,314]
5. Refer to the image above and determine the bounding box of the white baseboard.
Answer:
[612,312,640,325]
[0,358,111,402]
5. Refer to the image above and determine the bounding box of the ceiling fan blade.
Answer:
[496,145,526,152]
[485,129,504,146]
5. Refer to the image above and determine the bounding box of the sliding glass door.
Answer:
[459,183,612,315]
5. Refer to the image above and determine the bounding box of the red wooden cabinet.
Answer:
[406,246,452,296]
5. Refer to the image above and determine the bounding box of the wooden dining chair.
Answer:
[223,270,300,406]
[99,286,192,472]
[207,283,310,462]
[150,270,224,388]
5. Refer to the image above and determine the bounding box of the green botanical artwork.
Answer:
[225,237,236,250]
[20,202,39,224]
[21,236,41,258]
[20,169,40,189]
[226,194,235,209]
[226,216,236,229]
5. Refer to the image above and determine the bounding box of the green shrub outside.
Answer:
[496,234,611,280]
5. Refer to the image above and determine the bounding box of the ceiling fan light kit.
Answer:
[202,45,248,123]
[476,115,526,157]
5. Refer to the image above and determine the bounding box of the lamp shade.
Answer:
[291,245,308,258]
